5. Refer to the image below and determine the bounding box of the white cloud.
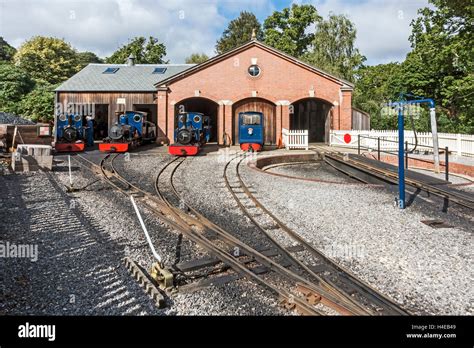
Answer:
[311,0,430,65]
[0,0,227,62]
[0,0,430,64]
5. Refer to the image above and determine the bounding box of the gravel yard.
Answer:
[1,150,285,316]
[238,154,473,315]
[1,148,472,316]
[265,161,360,183]
[0,171,160,315]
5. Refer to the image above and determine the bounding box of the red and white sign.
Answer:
[38,126,51,137]
[343,133,352,144]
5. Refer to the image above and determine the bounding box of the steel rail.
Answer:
[224,153,371,314]
[75,153,389,316]
[79,154,323,315]
[325,153,474,210]
[233,154,409,315]
[152,156,328,315]
[153,154,368,315]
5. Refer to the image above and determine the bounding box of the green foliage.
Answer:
[303,14,365,82]
[215,11,264,54]
[0,62,34,112]
[353,0,473,133]
[105,36,167,64]
[13,36,81,85]
[17,81,56,122]
[0,37,16,61]
[403,0,473,133]
[77,51,103,69]
[185,53,209,64]
[263,4,321,57]
[353,63,403,129]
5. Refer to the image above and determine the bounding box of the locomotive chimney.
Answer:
[127,54,135,66]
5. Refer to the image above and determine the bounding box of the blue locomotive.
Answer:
[100,111,156,152]
[55,113,86,152]
[238,111,264,152]
[169,112,211,156]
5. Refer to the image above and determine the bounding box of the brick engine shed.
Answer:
[56,39,364,146]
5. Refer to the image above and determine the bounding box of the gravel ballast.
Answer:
[2,147,472,315]
[238,153,473,315]
[1,150,285,315]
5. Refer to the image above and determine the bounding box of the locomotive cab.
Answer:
[99,111,157,152]
[238,111,264,152]
[55,113,85,152]
[169,112,212,156]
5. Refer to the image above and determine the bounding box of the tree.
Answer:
[0,62,34,113]
[401,0,474,133]
[185,53,209,64]
[304,14,365,82]
[353,63,404,129]
[17,81,56,122]
[0,37,16,61]
[13,36,80,84]
[215,11,263,54]
[263,4,321,58]
[77,51,103,69]
[106,37,167,64]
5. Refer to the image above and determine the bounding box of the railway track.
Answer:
[324,152,474,210]
[72,154,337,315]
[70,152,408,315]
[224,152,408,316]
[153,156,364,315]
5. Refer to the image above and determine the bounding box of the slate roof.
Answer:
[55,64,195,92]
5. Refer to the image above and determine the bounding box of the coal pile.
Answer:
[0,112,35,125]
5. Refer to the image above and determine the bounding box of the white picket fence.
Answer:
[330,130,474,157]
[282,128,308,150]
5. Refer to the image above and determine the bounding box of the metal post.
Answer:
[445,146,449,182]
[68,155,73,187]
[405,141,409,169]
[130,195,163,265]
[430,107,440,173]
[398,106,405,209]
[377,137,381,161]
[358,134,360,155]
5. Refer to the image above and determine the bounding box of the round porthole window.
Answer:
[248,65,261,77]
[133,114,142,123]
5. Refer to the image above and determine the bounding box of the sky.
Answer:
[0,0,430,66]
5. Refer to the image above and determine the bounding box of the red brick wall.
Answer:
[160,45,351,144]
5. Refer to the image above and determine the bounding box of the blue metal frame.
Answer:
[388,98,435,209]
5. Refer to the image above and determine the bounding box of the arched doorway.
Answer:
[232,98,276,145]
[175,97,218,142]
[291,98,333,143]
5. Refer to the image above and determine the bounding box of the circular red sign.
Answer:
[344,133,352,144]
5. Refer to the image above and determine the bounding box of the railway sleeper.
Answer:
[174,246,300,292]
